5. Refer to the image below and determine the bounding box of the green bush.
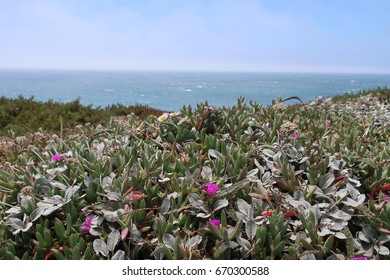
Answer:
[0,96,164,136]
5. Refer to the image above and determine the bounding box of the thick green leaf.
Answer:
[54,219,66,239]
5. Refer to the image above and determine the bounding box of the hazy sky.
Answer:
[1,0,389,73]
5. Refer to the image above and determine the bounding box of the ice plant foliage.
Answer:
[3,88,390,260]
[205,183,219,195]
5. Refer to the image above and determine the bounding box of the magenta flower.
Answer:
[358,104,366,109]
[82,215,94,232]
[290,133,299,139]
[51,153,62,162]
[352,256,370,260]
[208,219,221,228]
[325,119,331,126]
[205,183,219,195]
[384,194,389,201]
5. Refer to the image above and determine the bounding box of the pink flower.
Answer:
[82,215,94,232]
[290,133,298,139]
[325,119,331,126]
[208,219,221,228]
[205,183,219,195]
[51,153,62,162]
[358,104,366,109]
[352,256,370,260]
[384,194,389,201]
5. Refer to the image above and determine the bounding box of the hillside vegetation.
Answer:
[1,87,390,260]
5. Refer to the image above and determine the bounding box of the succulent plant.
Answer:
[1,88,390,259]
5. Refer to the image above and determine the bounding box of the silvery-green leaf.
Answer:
[102,176,113,191]
[102,210,118,222]
[6,206,21,215]
[330,222,344,231]
[378,235,390,244]
[362,225,378,241]
[334,232,347,239]
[357,194,366,204]
[213,198,228,212]
[93,239,108,257]
[273,151,283,165]
[237,199,251,216]
[167,192,179,199]
[112,250,125,260]
[30,208,44,221]
[36,196,64,216]
[196,212,211,218]
[208,149,222,159]
[8,217,31,235]
[51,181,68,190]
[342,198,359,207]
[327,254,345,260]
[188,193,208,213]
[201,166,212,181]
[254,159,265,174]
[328,161,340,171]
[236,236,251,251]
[318,228,332,237]
[107,229,120,252]
[46,165,67,176]
[327,209,351,220]
[64,185,80,201]
[185,235,202,249]
[346,183,360,199]
[130,224,142,240]
[84,176,91,188]
[300,254,316,260]
[299,157,309,164]
[163,233,175,250]
[216,180,248,198]
[319,173,335,189]
[246,168,259,179]
[39,195,66,206]
[89,227,103,236]
[106,191,122,201]
[378,246,390,255]
[158,177,170,183]
[161,197,171,213]
[348,177,361,187]
[262,149,275,158]
[335,189,348,198]
[245,220,256,240]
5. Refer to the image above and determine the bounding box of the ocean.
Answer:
[0,70,389,111]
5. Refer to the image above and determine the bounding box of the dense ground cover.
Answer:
[1,87,390,260]
[0,96,164,136]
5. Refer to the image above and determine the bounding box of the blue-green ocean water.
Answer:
[0,70,389,111]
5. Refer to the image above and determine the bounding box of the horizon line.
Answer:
[1,67,390,75]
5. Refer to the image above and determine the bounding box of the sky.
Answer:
[0,0,389,73]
